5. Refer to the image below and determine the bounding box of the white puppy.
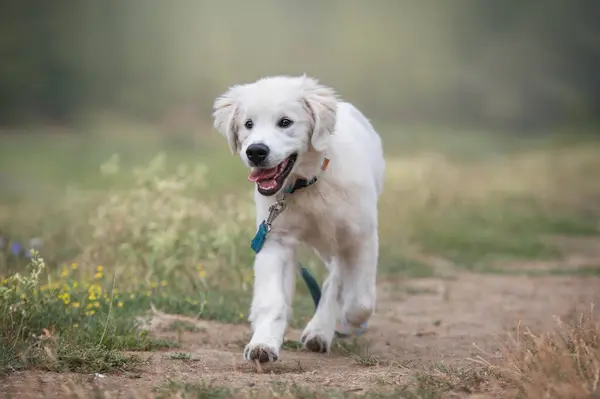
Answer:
[212,75,385,363]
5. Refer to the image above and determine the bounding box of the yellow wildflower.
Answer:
[96,265,103,272]
[61,293,71,305]
[94,271,103,279]
[129,293,135,300]
[71,262,78,270]
[88,284,101,300]
[73,281,79,288]
[89,283,101,292]
[93,301,100,308]
[198,270,206,279]
[239,313,245,319]
[20,293,26,300]
[150,282,157,288]
[85,310,95,316]
[73,323,79,328]
[87,303,94,309]
[117,301,124,308]
[72,301,80,308]
[60,268,69,278]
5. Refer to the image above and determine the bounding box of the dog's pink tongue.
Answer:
[248,167,278,182]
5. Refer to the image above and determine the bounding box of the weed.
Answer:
[412,363,494,395]
[0,251,166,374]
[168,352,192,360]
[333,338,381,367]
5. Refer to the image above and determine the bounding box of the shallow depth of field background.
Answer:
[0,1,599,397]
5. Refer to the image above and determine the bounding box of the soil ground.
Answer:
[3,271,599,398]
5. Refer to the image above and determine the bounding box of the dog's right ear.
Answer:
[212,87,241,155]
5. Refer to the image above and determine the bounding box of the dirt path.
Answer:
[3,273,600,398]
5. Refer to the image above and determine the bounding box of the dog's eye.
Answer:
[277,117,293,129]
[244,119,254,130]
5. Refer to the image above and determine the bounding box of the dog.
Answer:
[212,75,385,363]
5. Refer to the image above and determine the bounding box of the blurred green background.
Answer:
[1,0,599,129]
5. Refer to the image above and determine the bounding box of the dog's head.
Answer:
[212,75,338,196]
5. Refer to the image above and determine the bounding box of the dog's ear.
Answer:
[301,76,338,152]
[212,87,241,155]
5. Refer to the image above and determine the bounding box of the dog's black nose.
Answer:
[246,143,270,166]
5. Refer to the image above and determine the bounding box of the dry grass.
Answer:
[453,304,600,398]
[500,304,600,398]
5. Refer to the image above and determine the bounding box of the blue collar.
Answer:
[284,176,318,194]
[284,156,329,194]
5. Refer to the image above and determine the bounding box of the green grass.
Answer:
[168,352,193,360]
[1,120,600,395]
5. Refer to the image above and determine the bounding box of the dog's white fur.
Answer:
[213,75,385,362]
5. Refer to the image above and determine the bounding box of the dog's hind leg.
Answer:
[300,255,341,353]
[339,231,378,331]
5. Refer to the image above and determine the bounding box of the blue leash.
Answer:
[298,264,322,309]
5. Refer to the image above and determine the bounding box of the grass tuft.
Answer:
[493,304,600,398]
[333,338,381,367]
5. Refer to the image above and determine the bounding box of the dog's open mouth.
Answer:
[248,153,297,196]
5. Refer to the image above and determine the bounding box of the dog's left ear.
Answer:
[301,76,338,152]
[212,87,241,155]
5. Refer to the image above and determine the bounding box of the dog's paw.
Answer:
[301,318,335,354]
[243,343,279,363]
[301,333,330,353]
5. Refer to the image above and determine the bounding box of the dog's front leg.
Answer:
[244,239,295,363]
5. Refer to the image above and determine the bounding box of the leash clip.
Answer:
[266,199,286,226]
